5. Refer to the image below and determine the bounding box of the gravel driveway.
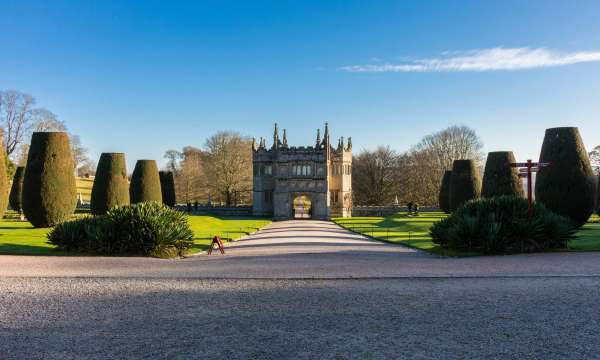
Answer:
[1,220,599,359]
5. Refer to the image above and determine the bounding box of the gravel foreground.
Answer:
[1,277,599,360]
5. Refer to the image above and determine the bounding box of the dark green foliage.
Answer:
[449,160,481,212]
[90,153,130,215]
[438,170,452,213]
[47,202,194,257]
[159,171,176,207]
[535,127,595,228]
[22,132,76,227]
[431,196,577,254]
[481,151,524,198]
[129,160,162,204]
[0,143,9,219]
[9,166,25,213]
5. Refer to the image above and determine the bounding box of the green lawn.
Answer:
[0,213,271,256]
[334,211,600,256]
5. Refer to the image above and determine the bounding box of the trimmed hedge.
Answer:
[129,160,162,204]
[47,202,194,257]
[431,196,576,254]
[159,171,176,207]
[535,127,596,228]
[481,151,524,198]
[90,153,130,215]
[438,170,452,213]
[0,141,8,219]
[22,132,76,227]
[9,166,25,213]
[449,160,481,212]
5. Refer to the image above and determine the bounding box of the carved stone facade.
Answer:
[253,123,352,220]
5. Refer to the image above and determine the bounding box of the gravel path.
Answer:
[2,277,599,359]
[2,220,600,359]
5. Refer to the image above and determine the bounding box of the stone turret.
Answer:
[282,129,288,148]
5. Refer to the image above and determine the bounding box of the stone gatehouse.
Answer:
[252,123,352,220]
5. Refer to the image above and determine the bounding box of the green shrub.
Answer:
[47,202,194,257]
[481,151,524,198]
[431,196,576,254]
[438,170,452,213]
[90,153,130,215]
[129,160,162,204]
[22,132,77,227]
[9,166,24,213]
[0,139,9,219]
[449,159,481,212]
[535,127,596,228]
[159,171,176,207]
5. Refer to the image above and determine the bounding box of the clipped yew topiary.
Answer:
[9,166,25,214]
[449,159,481,212]
[535,127,596,227]
[0,140,9,219]
[90,153,130,215]
[159,171,176,207]
[22,132,77,227]
[129,160,162,204]
[438,170,452,213]
[481,151,524,198]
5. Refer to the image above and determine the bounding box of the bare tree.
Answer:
[204,131,253,206]
[414,125,484,170]
[32,109,66,132]
[0,90,35,156]
[164,149,181,174]
[589,145,600,175]
[352,146,400,205]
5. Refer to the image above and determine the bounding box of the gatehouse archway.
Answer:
[292,195,312,219]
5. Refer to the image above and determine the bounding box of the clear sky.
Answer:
[2,0,600,169]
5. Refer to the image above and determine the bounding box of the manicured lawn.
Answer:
[0,213,271,256]
[334,211,600,256]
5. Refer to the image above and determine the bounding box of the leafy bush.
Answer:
[48,202,194,257]
[431,196,577,254]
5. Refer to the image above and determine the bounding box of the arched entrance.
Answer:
[292,195,312,219]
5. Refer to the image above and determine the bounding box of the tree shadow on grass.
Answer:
[0,243,63,256]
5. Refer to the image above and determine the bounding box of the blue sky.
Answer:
[2,0,600,169]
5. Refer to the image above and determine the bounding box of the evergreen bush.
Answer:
[481,151,524,198]
[47,202,194,257]
[22,132,76,227]
[129,160,162,204]
[535,127,595,227]
[438,170,452,213]
[449,159,481,212]
[159,171,176,207]
[431,196,576,254]
[9,166,25,213]
[90,153,130,215]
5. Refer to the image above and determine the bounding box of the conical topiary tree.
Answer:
[449,159,481,212]
[90,153,130,215]
[481,151,524,198]
[9,166,25,215]
[535,127,596,227]
[438,170,452,213]
[159,171,176,207]
[22,132,77,227]
[129,160,162,204]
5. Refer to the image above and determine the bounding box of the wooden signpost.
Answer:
[207,235,225,255]
[508,159,552,218]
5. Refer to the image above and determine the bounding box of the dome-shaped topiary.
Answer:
[449,159,481,212]
[22,132,77,227]
[438,170,452,213]
[481,151,524,198]
[159,171,176,207]
[535,127,595,227]
[9,166,25,214]
[90,153,130,215]
[129,160,162,204]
